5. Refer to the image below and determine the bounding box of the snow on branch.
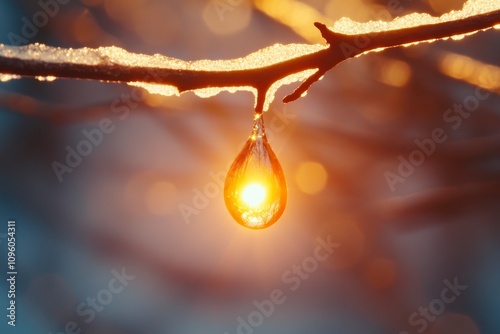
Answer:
[0,1,499,111]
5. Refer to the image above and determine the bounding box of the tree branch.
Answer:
[0,9,498,111]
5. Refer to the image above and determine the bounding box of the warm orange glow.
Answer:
[294,161,328,195]
[203,0,252,35]
[378,59,412,87]
[0,74,20,82]
[439,52,500,92]
[253,0,331,43]
[34,76,56,82]
[241,183,267,208]
[224,113,287,229]
[428,0,466,15]
[72,10,101,45]
[328,0,499,56]
[330,0,499,36]
[325,0,397,24]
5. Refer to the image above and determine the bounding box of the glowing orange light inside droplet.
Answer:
[241,183,267,208]
[224,112,287,230]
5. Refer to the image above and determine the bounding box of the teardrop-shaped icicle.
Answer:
[224,112,287,229]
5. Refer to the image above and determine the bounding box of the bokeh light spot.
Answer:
[378,59,412,87]
[440,52,500,92]
[295,161,328,195]
[202,0,252,35]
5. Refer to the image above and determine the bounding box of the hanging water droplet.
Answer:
[224,112,287,229]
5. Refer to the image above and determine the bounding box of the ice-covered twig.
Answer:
[0,8,498,111]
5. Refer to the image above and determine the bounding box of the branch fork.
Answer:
[0,9,498,111]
